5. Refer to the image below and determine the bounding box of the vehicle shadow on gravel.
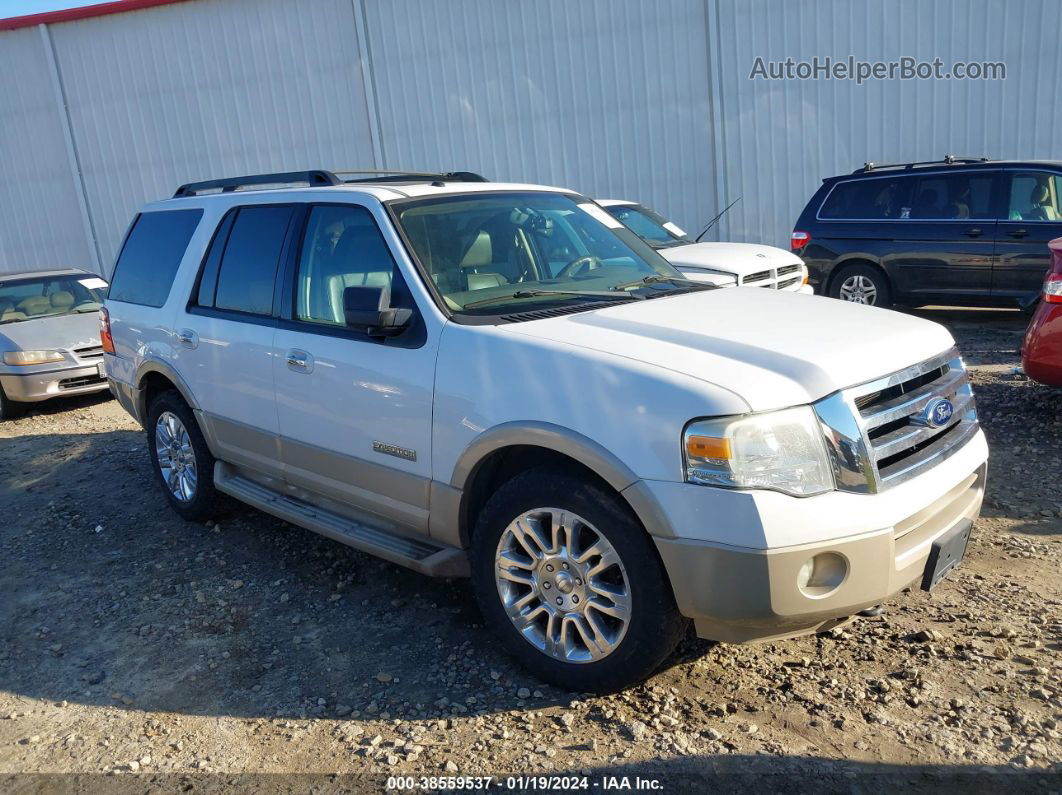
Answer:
[2,428,695,722]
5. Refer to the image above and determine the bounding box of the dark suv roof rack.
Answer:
[856,154,991,174]
[335,169,489,185]
[173,169,489,197]
[173,170,341,197]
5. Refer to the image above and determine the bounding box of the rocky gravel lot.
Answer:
[1,308,1059,792]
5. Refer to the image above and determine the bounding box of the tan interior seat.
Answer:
[323,226,394,323]
[49,290,75,310]
[17,296,50,316]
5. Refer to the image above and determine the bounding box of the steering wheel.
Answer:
[555,255,602,279]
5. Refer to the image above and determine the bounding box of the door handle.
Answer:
[1008,228,1028,238]
[962,228,983,237]
[285,349,313,373]
[176,328,198,349]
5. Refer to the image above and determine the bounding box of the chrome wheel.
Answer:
[838,274,878,304]
[494,508,631,663]
[155,411,197,502]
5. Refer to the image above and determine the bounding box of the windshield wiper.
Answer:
[611,274,716,292]
[462,289,640,310]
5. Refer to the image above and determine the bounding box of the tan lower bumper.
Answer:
[656,464,985,643]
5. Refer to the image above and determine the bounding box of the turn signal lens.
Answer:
[685,435,731,460]
[99,307,115,354]
[791,231,810,251]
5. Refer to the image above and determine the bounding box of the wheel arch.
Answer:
[826,257,892,297]
[444,422,672,549]
[135,360,200,424]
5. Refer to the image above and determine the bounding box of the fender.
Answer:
[133,358,201,423]
[435,420,674,547]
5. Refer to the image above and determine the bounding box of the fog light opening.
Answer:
[797,552,848,598]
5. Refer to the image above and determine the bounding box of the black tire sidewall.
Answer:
[0,385,24,420]
[146,391,216,521]
[470,468,686,693]
[830,264,892,308]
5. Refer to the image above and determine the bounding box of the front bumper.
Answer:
[642,430,988,643]
[0,362,109,402]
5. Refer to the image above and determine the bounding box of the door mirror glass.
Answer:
[343,285,411,336]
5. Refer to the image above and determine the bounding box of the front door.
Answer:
[993,170,1062,301]
[272,203,437,534]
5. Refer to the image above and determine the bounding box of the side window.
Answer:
[1007,172,1062,221]
[108,209,203,306]
[818,178,910,220]
[211,206,294,315]
[910,173,995,220]
[295,205,397,326]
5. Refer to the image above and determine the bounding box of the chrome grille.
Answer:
[738,264,805,291]
[814,348,979,493]
[73,345,104,361]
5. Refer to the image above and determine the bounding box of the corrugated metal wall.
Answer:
[1,0,1059,275]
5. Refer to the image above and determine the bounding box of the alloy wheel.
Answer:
[494,508,631,663]
[155,411,197,502]
[838,274,878,304]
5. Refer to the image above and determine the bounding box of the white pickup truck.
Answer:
[598,199,813,292]
[103,170,987,692]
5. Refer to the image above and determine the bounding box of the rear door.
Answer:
[179,203,299,477]
[993,170,1062,300]
[887,170,999,300]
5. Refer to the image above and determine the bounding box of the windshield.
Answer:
[0,273,107,325]
[393,192,687,315]
[603,204,694,248]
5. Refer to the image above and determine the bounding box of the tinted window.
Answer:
[109,209,202,306]
[1006,172,1062,221]
[295,205,397,326]
[213,206,293,315]
[819,177,911,220]
[911,173,995,219]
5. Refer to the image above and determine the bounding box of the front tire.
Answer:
[146,390,217,521]
[829,263,892,308]
[470,467,687,693]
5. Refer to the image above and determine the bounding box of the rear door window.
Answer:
[209,205,294,315]
[108,209,203,306]
[818,177,911,220]
[910,173,996,219]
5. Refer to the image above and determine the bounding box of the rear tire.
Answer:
[470,467,687,693]
[146,390,217,521]
[829,263,892,308]
[0,385,25,420]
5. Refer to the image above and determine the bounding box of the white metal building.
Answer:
[1,0,1059,276]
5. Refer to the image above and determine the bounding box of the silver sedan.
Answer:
[0,268,110,419]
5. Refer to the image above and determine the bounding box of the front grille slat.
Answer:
[860,368,966,430]
[818,347,980,493]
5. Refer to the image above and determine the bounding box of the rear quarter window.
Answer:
[108,209,203,307]
[818,177,912,220]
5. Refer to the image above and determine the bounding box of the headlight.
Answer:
[3,350,66,366]
[683,406,834,497]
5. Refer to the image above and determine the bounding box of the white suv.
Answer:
[103,170,988,692]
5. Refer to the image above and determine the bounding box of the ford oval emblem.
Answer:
[921,397,954,429]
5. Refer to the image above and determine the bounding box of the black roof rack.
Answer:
[173,169,489,197]
[856,154,992,174]
[173,170,341,197]
[334,169,489,186]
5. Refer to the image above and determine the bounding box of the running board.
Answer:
[215,465,468,578]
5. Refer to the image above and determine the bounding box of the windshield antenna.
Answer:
[694,197,741,242]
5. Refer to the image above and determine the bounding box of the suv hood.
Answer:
[507,290,955,411]
[0,312,100,353]
[659,242,802,277]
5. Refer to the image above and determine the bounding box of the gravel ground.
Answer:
[1,308,1059,792]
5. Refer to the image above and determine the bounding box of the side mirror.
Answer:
[343,285,412,337]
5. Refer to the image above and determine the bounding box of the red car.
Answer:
[1022,237,1062,386]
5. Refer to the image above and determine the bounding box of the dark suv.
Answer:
[792,156,1062,308]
